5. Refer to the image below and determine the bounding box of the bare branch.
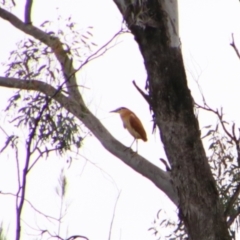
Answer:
[230,33,240,60]
[16,94,53,240]
[108,190,121,240]
[160,158,171,172]
[70,25,129,79]
[132,80,151,105]
[132,80,157,133]
[66,235,89,240]
[22,225,89,240]
[0,192,58,221]
[0,76,178,205]
[24,0,33,24]
[37,229,90,240]
[28,147,61,173]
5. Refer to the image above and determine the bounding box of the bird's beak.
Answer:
[110,109,118,113]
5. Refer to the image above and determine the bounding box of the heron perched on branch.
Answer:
[110,107,147,152]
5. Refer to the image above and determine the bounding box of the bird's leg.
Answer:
[129,138,136,149]
[124,139,136,152]
[130,138,138,153]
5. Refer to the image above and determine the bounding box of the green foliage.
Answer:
[5,92,83,153]
[206,125,238,200]
[197,107,240,238]
[2,17,95,155]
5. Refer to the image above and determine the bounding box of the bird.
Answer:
[110,107,147,152]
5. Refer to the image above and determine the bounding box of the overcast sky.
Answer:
[0,0,240,239]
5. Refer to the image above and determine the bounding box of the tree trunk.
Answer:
[113,0,230,239]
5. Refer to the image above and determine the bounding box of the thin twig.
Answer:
[68,26,128,79]
[66,235,89,240]
[20,221,89,240]
[108,190,122,240]
[159,158,171,172]
[27,147,61,173]
[24,0,33,24]
[230,33,240,60]
[132,80,151,105]
[0,192,58,221]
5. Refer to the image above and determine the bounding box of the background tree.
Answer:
[0,0,240,239]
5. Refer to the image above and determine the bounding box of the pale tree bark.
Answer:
[112,0,231,239]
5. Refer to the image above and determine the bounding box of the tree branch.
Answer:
[0,192,58,221]
[0,76,178,205]
[24,0,33,24]
[230,33,240,60]
[16,92,53,240]
[108,190,121,240]
[132,80,151,105]
[0,7,80,100]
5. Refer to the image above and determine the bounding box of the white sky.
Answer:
[0,0,240,239]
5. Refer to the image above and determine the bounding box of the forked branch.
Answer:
[0,76,178,205]
[0,6,178,207]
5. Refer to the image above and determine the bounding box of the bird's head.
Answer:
[110,107,128,114]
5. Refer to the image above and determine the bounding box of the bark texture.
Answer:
[113,0,230,239]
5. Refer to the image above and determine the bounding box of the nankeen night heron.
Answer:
[110,107,147,152]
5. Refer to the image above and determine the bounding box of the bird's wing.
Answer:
[129,114,147,141]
